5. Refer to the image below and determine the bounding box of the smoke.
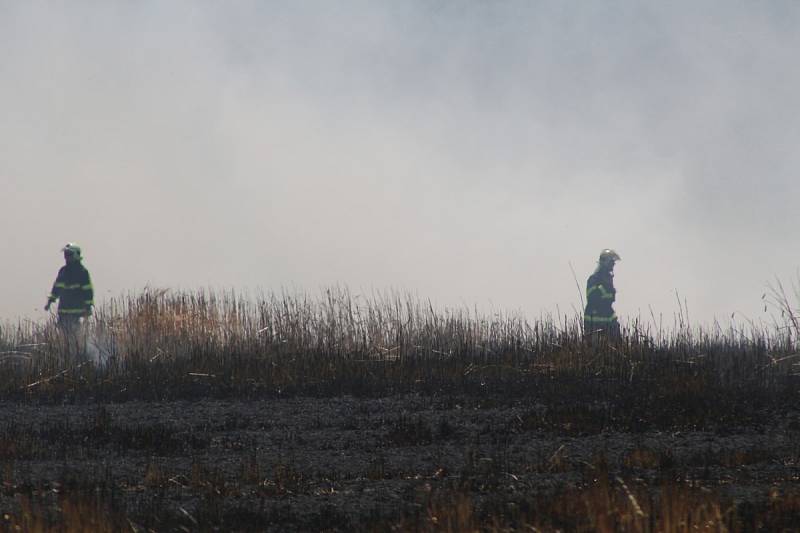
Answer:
[84,329,109,367]
[2,1,799,325]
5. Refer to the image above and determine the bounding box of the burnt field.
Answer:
[1,395,799,532]
[0,288,799,531]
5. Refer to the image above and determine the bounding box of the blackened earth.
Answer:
[0,395,798,531]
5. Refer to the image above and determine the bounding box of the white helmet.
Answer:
[598,248,620,266]
[62,242,82,259]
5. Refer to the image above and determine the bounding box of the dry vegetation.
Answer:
[0,287,798,531]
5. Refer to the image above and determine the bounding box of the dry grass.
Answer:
[8,491,127,533]
[402,455,800,533]
[0,286,796,407]
[5,480,795,532]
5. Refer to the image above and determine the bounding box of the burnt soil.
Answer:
[0,395,799,531]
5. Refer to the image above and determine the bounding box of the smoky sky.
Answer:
[2,1,799,325]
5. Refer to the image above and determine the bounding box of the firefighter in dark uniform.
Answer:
[45,243,94,330]
[584,249,621,338]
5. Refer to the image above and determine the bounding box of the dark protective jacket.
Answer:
[584,267,617,325]
[48,261,94,316]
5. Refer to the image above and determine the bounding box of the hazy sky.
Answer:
[2,1,799,326]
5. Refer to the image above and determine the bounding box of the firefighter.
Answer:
[45,243,94,330]
[584,249,621,338]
